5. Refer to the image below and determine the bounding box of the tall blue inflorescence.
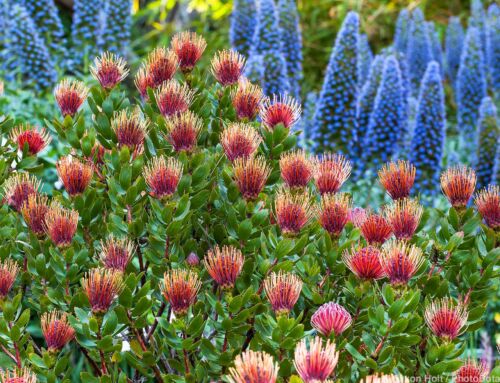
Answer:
[358,33,373,87]
[101,0,132,56]
[486,3,500,95]
[456,26,487,151]
[410,61,446,195]
[445,16,464,87]
[475,97,499,189]
[406,8,433,94]
[72,0,105,68]
[230,0,257,58]
[297,91,318,149]
[394,9,410,54]
[278,0,302,99]
[470,0,487,57]
[311,11,359,156]
[493,144,500,185]
[427,22,443,69]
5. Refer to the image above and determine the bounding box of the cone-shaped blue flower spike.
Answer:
[476,97,499,189]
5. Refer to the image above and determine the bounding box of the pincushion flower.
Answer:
[56,156,93,196]
[360,213,393,245]
[220,123,262,162]
[21,194,49,236]
[475,185,500,230]
[264,271,302,316]
[112,109,149,153]
[41,311,75,352]
[54,79,89,117]
[164,111,203,152]
[314,153,351,195]
[10,124,51,155]
[171,31,207,72]
[135,67,155,99]
[90,52,129,89]
[44,202,79,248]
[440,166,477,209]
[233,156,271,200]
[3,173,40,211]
[260,94,301,130]
[203,245,244,289]
[378,160,416,200]
[154,79,195,117]
[348,207,367,227]
[186,252,200,267]
[342,245,385,280]
[99,236,136,272]
[274,188,313,236]
[0,368,37,383]
[82,268,124,314]
[318,193,351,237]
[381,241,425,285]
[280,150,314,188]
[227,350,279,383]
[454,358,489,383]
[311,302,352,337]
[144,156,183,199]
[162,269,201,315]
[144,47,179,87]
[231,79,263,121]
[424,298,468,341]
[0,259,19,298]
[293,336,339,382]
[384,198,423,241]
[211,49,246,86]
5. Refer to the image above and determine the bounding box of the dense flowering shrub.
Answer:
[445,16,464,88]
[487,3,500,94]
[475,97,499,190]
[101,0,132,56]
[230,0,257,58]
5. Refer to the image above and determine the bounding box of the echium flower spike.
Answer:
[171,31,207,73]
[82,268,124,314]
[358,33,373,87]
[203,246,244,289]
[279,150,314,189]
[21,194,49,236]
[440,166,477,209]
[427,22,443,69]
[394,9,410,54]
[71,0,102,67]
[311,302,352,337]
[233,156,271,200]
[99,236,136,272]
[211,50,246,87]
[454,358,489,383]
[227,350,279,383]
[314,153,352,195]
[144,156,183,200]
[317,193,351,238]
[424,298,468,341]
[220,123,261,162]
[154,79,195,117]
[229,0,257,58]
[445,17,464,87]
[101,0,132,56]
[41,311,75,352]
[3,173,41,212]
[487,4,500,95]
[342,245,385,280]
[90,52,129,89]
[163,111,203,153]
[162,269,201,316]
[294,336,339,382]
[0,368,37,383]
[0,259,19,298]
[54,79,89,118]
[470,0,487,58]
[384,198,423,241]
[56,156,94,196]
[381,241,425,285]
[475,97,499,189]
[44,202,79,248]
[260,94,301,131]
[231,79,263,121]
[264,271,302,316]
[475,185,500,230]
[274,188,313,236]
[10,124,51,155]
[378,160,416,200]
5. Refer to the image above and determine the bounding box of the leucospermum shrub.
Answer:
[0,31,498,383]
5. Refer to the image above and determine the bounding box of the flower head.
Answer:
[162,269,201,315]
[264,271,302,316]
[441,166,477,208]
[424,298,468,340]
[280,150,314,189]
[3,173,40,211]
[293,337,339,382]
[233,156,271,200]
[21,194,49,236]
[475,185,500,229]
[232,79,263,121]
[454,358,489,383]
[112,109,149,153]
[99,236,135,272]
[274,188,313,236]
[378,160,416,200]
[154,79,195,117]
[220,123,261,162]
[203,245,244,289]
[360,213,393,245]
[348,207,368,227]
[227,350,279,383]
[186,252,200,267]
[90,52,129,89]
[381,241,425,285]
[56,156,93,196]
[54,79,89,117]
[342,245,385,280]
[171,31,207,72]
[10,124,51,155]
[82,268,124,314]
[144,156,183,199]
[211,49,246,86]
[260,94,301,130]
[164,111,203,152]
[317,193,351,237]
[0,259,19,298]
[314,153,351,195]
[0,368,37,383]
[311,302,352,337]
[44,202,79,248]
[144,47,179,87]
[41,311,75,352]
[384,198,423,241]
[135,67,155,99]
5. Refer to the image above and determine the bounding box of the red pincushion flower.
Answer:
[41,311,75,352]
[274,188,313,236]
[384,198,423,241]
[220,123,261,162]
[342,245,385,280]
[44,202,79,248]
[164,111,203,152]
[99,236,136,272]
[135,66,155,100]
[54,79,89,117]
[378,160,416,200]
[314,153,351,195]
[203,245,244,289]
[381,241,425,285]
[144,156,183,199]
[441,166,477,209]
[162,269,201,315]
[10,124,51,155]
[145,47,179,88]
[56,156,94,196]
[294,337,339,383]
[227,350,279,383]
[360,213,393,245]
[424,298,468,340]
[475,185,500,230]
[112,109,149,153]
[233,156,271,200]
[211,50,246,86]
[260,94,301,130]
[0,259,19,298]
[455,358,489,383]
[311,302,352,337]
[90,52,129,89]
[348,207,368,228]
[82,268,124,314]
[231,79,263,121]
[3,173,40,211]
[280,150,314,188]
[264,271,302,316]
[21,194,49,236]
[154,79,195,117]
[0,368,37,383]
[171,31,207,72]
[318,193,351,237]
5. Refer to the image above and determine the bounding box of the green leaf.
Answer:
[345,343,365,361]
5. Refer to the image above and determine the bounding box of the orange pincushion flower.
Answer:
[264,271,302,316]
[21,194,49,236]
[99,236,136,272]
[280,150,314,188]
[82,268,124,314]
[203,245,244,289]
[227,350,279,383]
[381,241,425,285]
[342,245,385,280]
[144,156,183,199]
[424,298,468,340]
[378,160,416,200]
[56,156,93,196]
[54,79,89,117]
[314,153,351,195]
[90,52,129,89]
[454,358,489,383]
[441,166,477,208]
[311,302,352,337]
[145,47,179,87]
[162,269,201,315]
[260,94,301,130]
[211,50,246,86]
[233,156,271,200]
[294,337,339,383]
[41,311,75,351]
[10,124,51,155]
[0,368,37,383]
[220,123,262,162]
[154,79,195,117]
[274,188,313,236]
[171,31,207,72]
[135,66,154,99]
[475,185,500,229]
[317,193,351,237]
[231,79,263,121]
[164,111,203,152]
[0,259,19,298]
[112,109,149,153]
[360,213,393,245]
[384,198,423,241]
[44,202,79,248]
[3,173,41,211]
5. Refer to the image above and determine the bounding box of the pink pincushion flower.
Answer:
[144,156,183,199]
[0,259,19,298]
[475,185,500,230]
[90,52,129,89]
[231,79,263,121]
[280,150,314,188]
[10,124,51,155]
[54,79,89,117]
[318,193,351,237]
[3,173,40,212]
[314,153,351,195]
[384,198,423,241]
[274,188,313,236]
[203,246,244,289]
[311,302,352,337]
[171,31,206,72]
[381,241,425,285]
[264,271,302,316]
[425,298,468,341]
[342,245,385,280]
[233,156,271,200]
[454,358,489,383]
[227,350,279,383]
[441,166,476,209]
[220,123,261,162]
[260,94,301,130]
[41,311,75,352]
[154,79,195,117]
[211,50,246,86]
[293,336,339,382]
